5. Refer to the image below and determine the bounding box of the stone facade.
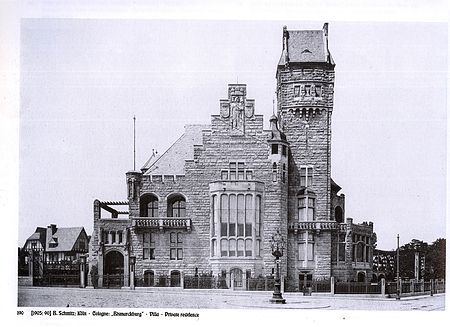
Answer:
[88,23,376,290]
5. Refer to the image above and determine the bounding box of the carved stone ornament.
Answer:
[220,102,230,118]
[245,102,254,118]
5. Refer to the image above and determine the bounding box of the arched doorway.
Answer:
[144,270,155,287]
[378,274,386,282]
[335,206,343,223]
[104,251,124,288]
[230,268,243,289]
[357,271,366,282]
[170,270,181,287]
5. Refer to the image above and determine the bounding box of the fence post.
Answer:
[430,279,434,296]
[381,278,385,296]
[80,256,86,288]
[265,277,268,291]
[330,277,335,295]
[281,276,285,293]
[129,256,135,290]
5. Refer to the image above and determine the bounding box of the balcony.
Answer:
[132,217,191,231]
[288,221,346,233]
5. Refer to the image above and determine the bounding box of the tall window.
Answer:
[140,194,158,217]
[298,232,315,262]
[298,195,315,221]
[168,195,186,217]
[338,233,346,262]
[143,232,156,260]
[170,232,183,260]
[213,193,261,258]
[272,163,278,182]
[300,166,313,187]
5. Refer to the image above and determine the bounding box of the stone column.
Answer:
[98,252,104,288]
[123,252,130,287]
[129,256,136,290]
[80,255,86,288]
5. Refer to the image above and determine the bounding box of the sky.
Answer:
[18,18,447,251]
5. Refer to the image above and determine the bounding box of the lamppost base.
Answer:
[269,297,286,304]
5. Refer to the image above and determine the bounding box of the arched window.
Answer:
[357,272,365,282]
[335,206,343,223]
[167,194,186,217]
[140,194,158,217]
[144,270,155,286]
[170,270,181,287]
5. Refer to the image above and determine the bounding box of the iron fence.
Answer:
[246,277,275,291]
[102,274,124,288]
[33,274,80,287]
[335,282,381,294]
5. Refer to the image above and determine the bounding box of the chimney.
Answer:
[47,224,57,235]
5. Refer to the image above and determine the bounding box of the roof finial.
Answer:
[272,96,275,115]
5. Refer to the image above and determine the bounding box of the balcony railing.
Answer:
[288,221,344,233]
[132,217,191,231]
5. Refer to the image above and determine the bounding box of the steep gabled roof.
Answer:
[46,227,86,252]
[278,24,334,67]
[25,227,47,249]
[142,124,208,176]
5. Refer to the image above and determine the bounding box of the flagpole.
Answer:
[133,116,136,171]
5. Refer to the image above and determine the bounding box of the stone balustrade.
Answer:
[288,221,343,233]
[132,217,191,231]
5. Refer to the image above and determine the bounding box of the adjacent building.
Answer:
[89,24,376,290]
[20,224,89,281]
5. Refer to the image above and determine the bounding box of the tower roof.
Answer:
[278,23,334,67]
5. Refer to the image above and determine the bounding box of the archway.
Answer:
[231,268,243,289]
[170,270,181,287]
[144,270,155,287]
[357,271,366,283]
[378,274,386,283]
[103,251,124,288]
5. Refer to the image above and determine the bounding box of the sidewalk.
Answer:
[18,285,445,310]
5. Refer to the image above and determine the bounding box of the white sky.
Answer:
[18,18,447,251]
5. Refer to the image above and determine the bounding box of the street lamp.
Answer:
[269,230,286,304]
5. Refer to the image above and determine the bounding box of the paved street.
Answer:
[17,286,445,311]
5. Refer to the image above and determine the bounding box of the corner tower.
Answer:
[276,24,336,284]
